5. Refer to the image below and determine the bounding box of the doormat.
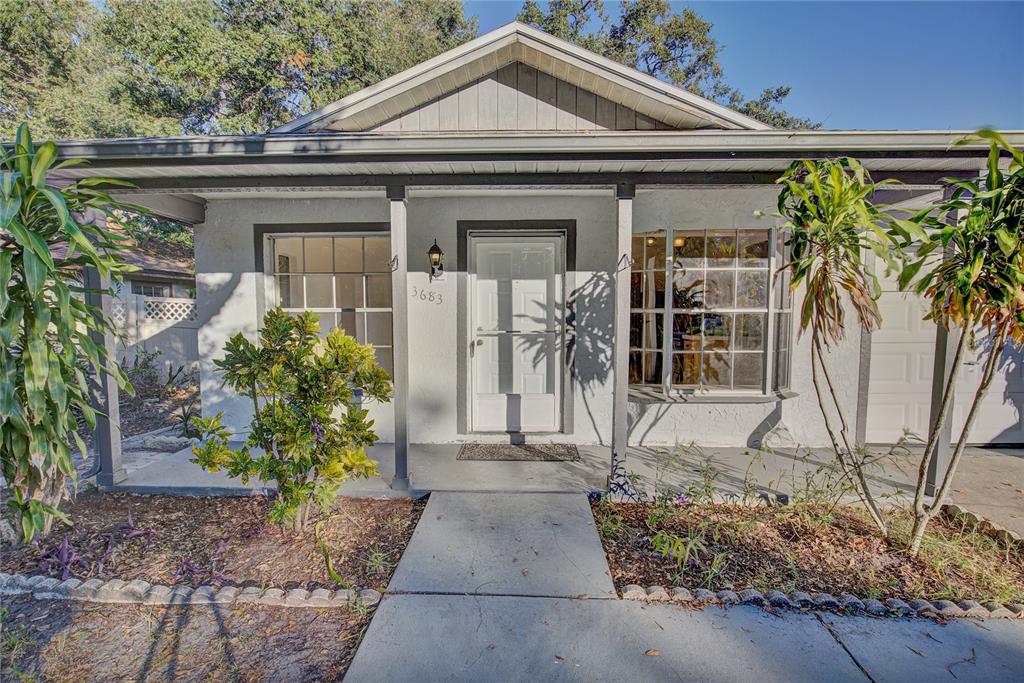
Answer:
[456,443,581,462]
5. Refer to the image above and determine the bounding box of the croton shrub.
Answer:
[191,308,391,532]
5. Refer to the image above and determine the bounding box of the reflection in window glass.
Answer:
[630,227,789,393]
[707,229,737,266]
[364,236,392,272]
[334,237,362,272]
[336,275,363,309]
[305,275,333,308]
[705,271,735,309]
[735,313,766,351]
[737,271,767,308]
[733,353,764,390]
[272,234,393,372]
[673,230,705,267]
[366,274,392,308]
[672,270,704,309]
[673,314,702,351]
[304,237,334,272]
[672,352,700,386]
[739,230,770,266]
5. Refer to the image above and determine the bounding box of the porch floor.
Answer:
[97,442,1024,536]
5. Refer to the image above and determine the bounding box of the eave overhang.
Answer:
[44,130,1022,190]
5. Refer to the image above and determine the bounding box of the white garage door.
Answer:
[866,280,1024,445]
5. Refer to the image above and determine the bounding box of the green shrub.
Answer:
[191,308,391,532]
[1,123,137,542]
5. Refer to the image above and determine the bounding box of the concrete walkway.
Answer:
[346,595,1024,682]
[344,491,1024,682]
[388,492,615,598]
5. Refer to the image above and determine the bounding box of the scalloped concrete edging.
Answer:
[0,572,380,609]
[620,584,1024,620]
[942,503,1022,547]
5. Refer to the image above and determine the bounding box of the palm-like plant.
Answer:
[776,157,898,538]
[1,123,137,541]
[897,130,1024,555]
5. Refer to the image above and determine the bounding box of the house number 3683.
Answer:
[410,286,443,304]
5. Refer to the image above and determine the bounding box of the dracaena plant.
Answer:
[1,123,137,542]
[190,308,391,533]
[776,157,899,539]
[895,130,1024,555]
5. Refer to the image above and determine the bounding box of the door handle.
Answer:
[477,329,559,335]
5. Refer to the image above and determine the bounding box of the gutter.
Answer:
[45,130,1024,167]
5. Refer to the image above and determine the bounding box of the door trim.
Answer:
[456,220,576,436]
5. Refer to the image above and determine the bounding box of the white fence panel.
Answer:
[112,295,199,371]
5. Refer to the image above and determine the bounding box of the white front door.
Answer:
[470,234,564,432]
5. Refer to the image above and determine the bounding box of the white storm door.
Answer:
[470,235,564,432]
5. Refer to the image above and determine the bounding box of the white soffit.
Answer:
[272,22,768,134]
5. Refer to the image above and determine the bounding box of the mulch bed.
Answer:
[1,492,426,591]
[594,500,1024,604]
[80,380,200,448]
[1,594,366,682]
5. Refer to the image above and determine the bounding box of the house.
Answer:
[50,235,199,371]
[113,237,195,301]
[47,23,1024,489]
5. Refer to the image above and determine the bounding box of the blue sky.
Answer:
[465,1,1024,130]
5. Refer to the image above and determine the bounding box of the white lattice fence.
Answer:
[113,295,199,369]
[109,300,129,326]
[144,298,198,322]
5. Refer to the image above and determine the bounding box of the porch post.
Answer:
[610,183,634,485]
[83,266,126,487]
[388,185,411,490]
[925,221,960,496]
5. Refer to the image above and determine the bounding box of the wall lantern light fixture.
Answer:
[428,239,445,281]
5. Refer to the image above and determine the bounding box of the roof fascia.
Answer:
[51,130,1024,163]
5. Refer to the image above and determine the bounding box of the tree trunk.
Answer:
[39,475,66,535]
[908,326,968,547]
[292,500,310,534]
[909,324,1008,555]
[810,332,888,537]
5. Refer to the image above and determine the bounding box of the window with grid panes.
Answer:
[628,227,792,394]
[271,235,393,375]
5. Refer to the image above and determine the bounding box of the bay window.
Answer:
[270,234,393,375]
[629,227,792,396]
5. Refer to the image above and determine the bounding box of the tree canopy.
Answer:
[518,0,818,129]
[1,0,815,140]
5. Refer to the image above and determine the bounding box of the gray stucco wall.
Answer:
[195,188,862,448]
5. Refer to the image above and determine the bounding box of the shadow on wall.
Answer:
[195,270,247,427]
[517,271,614,444]
[518,268,790,448]
[992,335,1023,445]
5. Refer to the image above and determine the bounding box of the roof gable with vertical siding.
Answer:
[273,22,769,134]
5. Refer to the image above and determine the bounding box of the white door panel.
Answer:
[867,279,1023,444]
[470,235,564,432]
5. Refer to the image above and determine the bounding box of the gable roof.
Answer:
[273,22,769,134]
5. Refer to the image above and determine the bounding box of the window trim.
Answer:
[628,226,793,398]
[254,223,393,372]
[131,280,173,298]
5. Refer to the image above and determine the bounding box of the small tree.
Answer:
[191,308,390,532]
[775,157,898,538]
[1,123,136,542]
[897,130,1024,555]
